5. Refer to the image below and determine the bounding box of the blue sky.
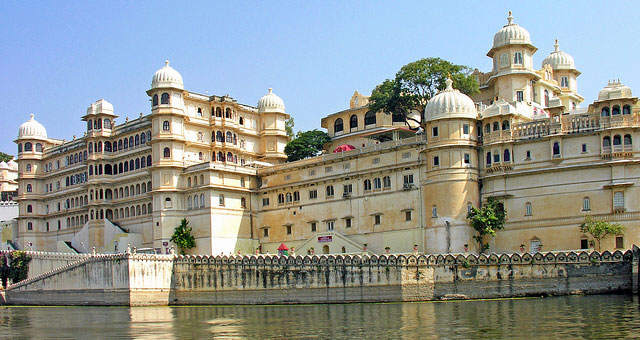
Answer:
[2,1,638,155]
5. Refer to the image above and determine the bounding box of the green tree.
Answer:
[0,152,13,163]
[368,57,479,128]
[170,218,196,254]
[579,217,625,252]
[467,197,506,253]
[284,129,331,162]
[285,117,295,138]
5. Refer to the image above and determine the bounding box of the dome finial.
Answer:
[554,39,559,52]
[29,113,34,120]
[268,88,273,94]
[165,60,170,67]
[507,11,513,25]
[445,76,453,90]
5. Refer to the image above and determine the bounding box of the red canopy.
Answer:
[277,243,289,251]
[333,144,356,153]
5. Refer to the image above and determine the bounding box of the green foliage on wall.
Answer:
[579,217,625,252]
[467,197,506,253]
[171,219,196,255]
[1,251,32,287]
[284,129,331,162]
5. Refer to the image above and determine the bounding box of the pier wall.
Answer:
[3,246,639,306]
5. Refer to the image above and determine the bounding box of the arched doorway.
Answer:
[322,245,330,254]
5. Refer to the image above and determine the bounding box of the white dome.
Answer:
[0,162,8,170]
[542,40,576,70]
[598,80,632,101]
[18,114,47,139]
[7,160,18,171]
[492,12,532,50]
[425,78,477,121]
[86,99,114,116]
[257,88,285,113]
[151,60,184,89]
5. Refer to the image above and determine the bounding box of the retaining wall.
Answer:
[3,246,639,306]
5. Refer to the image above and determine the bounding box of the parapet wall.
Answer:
[3,247,639,306]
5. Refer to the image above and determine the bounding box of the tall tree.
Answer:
[170,218,196,255]
[284,129,331,162]
[368,57,479,128]
[467,197,506,253]
[579,217,625,252]
[0,152,13,163]
[285,117,295,138]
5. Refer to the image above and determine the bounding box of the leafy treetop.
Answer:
[284,129,331,162]
[368,57,479,128]
[170,218,196,255]
[0,152,13,163]
[467,197,506,253]
[579,217,625,252]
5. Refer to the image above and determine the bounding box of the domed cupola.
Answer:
[0,161,9,170]
[598,79,633,101]
[151,60,184,90]
[425,78,478,122]
[7,160,18,171]
[542,39,577,71]
[18,114,48,140]
[489,11,536,56]
[257,88,286,113]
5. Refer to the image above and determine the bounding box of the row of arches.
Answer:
[18,142,43,153]
[114,203,153,220]
[64,195,88,210]
[212,131,238,145]
[87,131,151,154]
[65,172,88,187]
[363,176,392,191]
[333,112,378,133]
[88,181,152,202]
[66,214,88,228]
[486,149,512,165]
[484,120,510,134]
[187,194,206,210]
[152,93,171,106]
[61,151,87,168]
[603,134,632,148]
[88,155,152,176]
[87,118,111,131]
[601,105,631,117]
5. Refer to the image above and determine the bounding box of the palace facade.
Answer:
[9,13,640,255]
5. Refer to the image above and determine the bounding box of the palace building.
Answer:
[9,13,639,255]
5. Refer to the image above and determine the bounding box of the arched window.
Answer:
[552,142,560,156]
[293,191,300,202]
[583,197,591,211]
[544,90,549,107]
[140,157,146,168]
[503,149,511,162]
[216,131,224,142]
[349,115,358,129]
[486,152,492,165]
[18,144,22,153]
[612,105,621,115]
[225,108,232,119]
[364,111,376,125]
[373,177,381,189]
[240,197,246,208]
[200,194,205,208]
[27,222,33,231]
[164,197,172,209]
[97,119,102,129]
[135,158,140,169]
[513,52,523,65]
[147,155,152,166]
[624,134,632,145]
[152,94,158,106]
[326,185,334,197]
[219,194,225,206]
[601,107,610,117]
[525,202,532,216]
[36,143,43,152]
[484,124,491,134]
[27,205,32,213]
[129,159,134,170]
[278,193,284,204]
[364,179,371,191]
[160,92,170,105]
[24,142,32,152]
[227,152,233,162]
[226,131,233,143]
[104,119,111,129]
[198,152,203,161]
[623,105,631,115]
[215,107,222,117]
[560,76,569,88]
[134,135,139,146]
[502,120,510,130]
[239,117,244,125]
[88,120,93,130]
[26,164,32,172]
[187,196,192,209]
[383,176,391,188]
[613,135,622,146]
[217,152,224,162]
[492,122,499,131]
[26,184,32,192]
[285,192,292,203]
[163,147,170,158]
[163,121,170,131]
[124,138,129,150]
[140,133,146,144]
[603,136,611,148]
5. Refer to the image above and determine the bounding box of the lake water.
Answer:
[1,294,638,339]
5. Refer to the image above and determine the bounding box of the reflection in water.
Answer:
[0,295,638,339]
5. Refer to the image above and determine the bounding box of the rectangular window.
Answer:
[286,225,292,235]
[309,190,318,199]
[615,236,624,249]
[493,153,500,163]
[327,220,335,231]
[516,91,524,102]
[464,153,471,164]
[583,197,590,211]
[311,222,317,232]
[343,163,351,169]
[580,239,589,249]
[614,192,625,209]
[262,198,270,206]
[433,156,440,167]
[402,152,411,159]
[405,211,412,221]
[403,174,414,184]
[526,150,531,159]
[325,166,333,173]
[463,124,470,135]
[263,228,269,237]
[581,144,587,153]
[372,157,380,164]
[374,215,381,225]
[345,218,352,228]
[432,206,437,218]
[432,126,439,137]
[309,170,316,176]
[525,203,532,216]
[284,174,291,181]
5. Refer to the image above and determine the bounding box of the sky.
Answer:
[2,1,639,155]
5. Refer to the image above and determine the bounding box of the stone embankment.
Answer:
[1,246,638,306]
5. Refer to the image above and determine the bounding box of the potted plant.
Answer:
[385,246,390,254]
[519,244,525,252]
[363,243,368,252]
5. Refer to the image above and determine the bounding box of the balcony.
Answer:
[602,145,633,160]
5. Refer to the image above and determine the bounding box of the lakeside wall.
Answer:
[3,246,639,306]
